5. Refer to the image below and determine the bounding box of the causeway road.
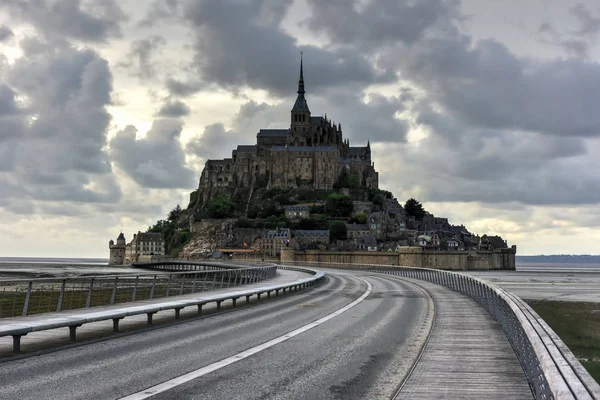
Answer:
[0,269,530,399]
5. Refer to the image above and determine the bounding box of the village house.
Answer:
[261,228,291,257]
[346,223,371,239]
[357,236,378,251]
[294,230,329,249]
[284,205,310,220]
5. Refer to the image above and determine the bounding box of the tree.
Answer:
[329,220,347,242]
[168,204,182,221]
[404,198,426,221]
[334,169,360,189]
[206,195,235,219]
[353,212,367,224]
[325,193,354,218]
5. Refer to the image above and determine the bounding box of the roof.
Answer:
[348,146,368,157]
[271,146,338,153]
[264,228,291,239]
[257,129,289,138]
[117,232,125,241]
[295,230,329,237]
[292,94,310,113]
[235,145,256,152]
[285,205,309,211]
[133,232,163,242]
[362,236,377,246]
[310,116,324,124]
[487,235,507,249]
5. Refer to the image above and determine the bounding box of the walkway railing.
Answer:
[0,263,276,319]
[282,261,600,400]
[0,263,322,353]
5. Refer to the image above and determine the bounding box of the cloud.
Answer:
[0,39,121,211]
[570,3,600,39]
[181,0,395,97]
[157,99,191,117]
[0,25,14,42]
[109,119,196,189]
[1,0,128,42]
[119,35,166,79]
[165,77,205,97]
[304,0,457,49]
[138,0,182,28]
[186,122,246,161]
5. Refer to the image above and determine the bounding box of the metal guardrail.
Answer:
[0,262,273,319]
[0,264,323,353]
[283,261,600,400]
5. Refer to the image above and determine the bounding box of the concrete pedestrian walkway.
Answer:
[0,269,312,358]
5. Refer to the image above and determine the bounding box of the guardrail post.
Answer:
[149,275,157,299]
[175,308,182,319]
[219,272,226,288]
[69,325,80,342]
[132,276,139,302]
[113,318,121,332]
[192,272,198,293]
[165,274,172,297]
[12,334,25,353]
[22,281,33,317]
[110,277,118,305]
[85,278,94,308]
[56,280,66,312]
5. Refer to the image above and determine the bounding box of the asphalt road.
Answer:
[0,271,431,400]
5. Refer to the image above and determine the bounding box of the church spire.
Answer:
[291,52,310,115]
[298,52,305,94]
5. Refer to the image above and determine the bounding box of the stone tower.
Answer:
[108,232,126,265]
[290,53,311,145]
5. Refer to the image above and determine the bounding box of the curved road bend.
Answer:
[0,270,532,400]
[0,271,431,399]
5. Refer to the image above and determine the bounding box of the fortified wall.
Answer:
[278,246,516,270]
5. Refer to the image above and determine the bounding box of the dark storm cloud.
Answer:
[181,0,395,97]
[0,39,122,212]
[157,99,191,117]
[165,77,205,97]
[570,3,600,38]
[538,19,591,58]
[138,0,181,27]
[0,25,14,42]
[304,0,457,48]
[186,123,245,161]
[109,120,196,189]
[120,35,166,79]
[299,0,600,206]
[1,0,127,42]
[402,35,600,137]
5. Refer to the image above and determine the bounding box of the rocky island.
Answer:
[110,60,515,270]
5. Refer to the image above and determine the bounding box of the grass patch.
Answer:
[527,300,600,383]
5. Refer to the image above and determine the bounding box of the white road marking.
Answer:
[120,278,373,400]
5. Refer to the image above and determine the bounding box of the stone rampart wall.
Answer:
[280,246,516,271]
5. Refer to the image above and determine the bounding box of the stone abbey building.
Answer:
[197,57,379,203]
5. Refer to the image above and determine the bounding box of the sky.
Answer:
[1,0,600,257]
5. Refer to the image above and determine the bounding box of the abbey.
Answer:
[197,57,379,203]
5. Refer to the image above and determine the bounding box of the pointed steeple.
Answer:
[291,52,310,114]
[367,140,370,149]
[298,52,305,94]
